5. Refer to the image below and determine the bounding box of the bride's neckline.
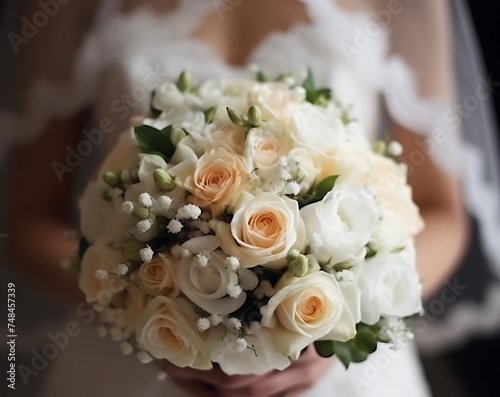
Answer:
[93,0,374,71]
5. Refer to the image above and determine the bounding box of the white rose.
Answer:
[79,243,128,301]
[208,327,291,375]
[198,79,258,114]
[300,184,379,266]
[124,153,187,216]
[216,193,305,269]
[318,144,424,242]
[283,149,321,195]
[358,245,423,325]
[151,82,186,111]
[247,82,304,121]
[370,213,413,253]
[137,253,179,297]
[136,296,212,370]
[290,102,348,154]
[261,272,356,359]
[179,236,259,315]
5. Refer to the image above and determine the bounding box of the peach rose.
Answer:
[137,253,179,297]
[261,272,356,359]
[176,147,251,217]
[78,243,128,302]
[216,193,305,269]
[136,296,212,370]
[122,282,149,338]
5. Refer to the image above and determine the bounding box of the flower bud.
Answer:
[287,254,309,278]
[177,71,193,92]
[132,208,150,221]
[204,106,217,124]
[226,107,248,128]
[103,171,120,188]
[171,128,187,146]
[121,239,146,261]
[247,105,262,127]
[372,140,387,155]
[153,169,176,191]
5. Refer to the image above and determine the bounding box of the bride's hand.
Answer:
[164,345,335,397]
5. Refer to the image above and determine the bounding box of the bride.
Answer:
[4,0,499,396]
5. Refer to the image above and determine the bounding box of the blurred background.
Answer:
[1,1,499,396]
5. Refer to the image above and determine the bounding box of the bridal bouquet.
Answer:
[68,70,424,376]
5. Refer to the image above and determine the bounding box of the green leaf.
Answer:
[316,88,332,101]
[134,125,176,161]
[288,175,339,208]
[314,340,336,358]
[204,106,217,124]
[365,245,377,258]
[355,330,378,354]
[302,68,317,104]
[302,69,335,106]
[149,90,161,117]
[318,324,381,369]
[256,70,268,83]
[313,175,339,200]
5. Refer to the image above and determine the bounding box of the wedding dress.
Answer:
[2,0,500,396]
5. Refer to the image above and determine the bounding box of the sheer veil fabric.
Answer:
[2,0,499,393]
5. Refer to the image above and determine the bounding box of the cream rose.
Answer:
[216,193,305,269]
[136,296,212,370]
[247,82,304,121]
[78,243,128,301]
[174,147,251,217]
[358,246,423,325]
[317,144,424,243]
[244,121,293,170]
[369,155,424,238]
[261,272,356,359]
[122,282,149,338]
[79,181,138,244]
[137,253,179,297]
[315,143,373,186]
[210,125,246,155]
[246,130,283,169]
[300,184,379,266]
[208,327,291,375]
[178,236,259,315]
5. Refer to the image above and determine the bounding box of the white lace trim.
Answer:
[462,143,500,279]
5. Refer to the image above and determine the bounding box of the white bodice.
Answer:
[77,0,390,145]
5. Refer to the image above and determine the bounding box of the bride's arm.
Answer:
[393,123,469,300]
[7,118,85,306]
[5,0,103,306]
[386,0,469,300]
